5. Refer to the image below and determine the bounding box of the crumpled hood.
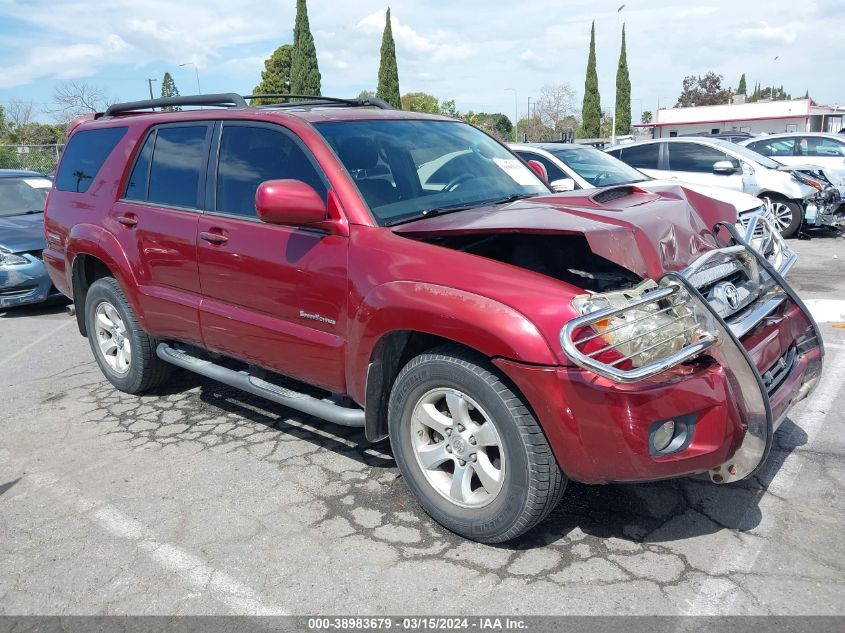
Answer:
[0,213,45,253]
[394,186,736,280]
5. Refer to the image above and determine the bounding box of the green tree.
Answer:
[439,99,458,117]
[290,0,321,96]
[160,72,181,111]
[581,21,602,138]
[376,8,401,109]
[401,92,439,113]
[614,23,631,136]
[465,112,513,141]
[357,89,376,100]
[675,72,731,107]
[641,110,653,125]
[253,44,293,104]
[737,73,747,95]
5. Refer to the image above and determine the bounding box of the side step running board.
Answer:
[156,343,365,428]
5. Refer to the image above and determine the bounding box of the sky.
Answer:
[1,0,843,124]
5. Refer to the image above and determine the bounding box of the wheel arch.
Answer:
[350,281,559,443]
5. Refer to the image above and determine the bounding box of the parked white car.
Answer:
[510,142,769,229]
[606,137,842,237]
[739,133,845,198]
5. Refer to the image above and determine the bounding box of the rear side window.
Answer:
[215,125,327,218]
[618,143,659,169]
[56,127,127,193]
[147,126,209,208]
[124,133,154,201]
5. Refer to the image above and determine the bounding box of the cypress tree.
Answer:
[376,8,401,109]
[290,0,321,96]
[160,72,181,111]
[614,23,631,136]
[737,73,747,95]
[581,21,602,138]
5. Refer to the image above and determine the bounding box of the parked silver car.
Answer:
[739,133,845,199]
[510,142,769,228]
[607,137,842,237]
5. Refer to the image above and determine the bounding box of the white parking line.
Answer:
[24,470,287,616]
[685,348,845,615]
[804,299,845,324]
[0,318,74,368]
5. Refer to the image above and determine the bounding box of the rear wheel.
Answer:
[85,277,171,394]
[763,197,802,238]
[388,346,565,543]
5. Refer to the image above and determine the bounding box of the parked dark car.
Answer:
[43,93,822,542]
[0,170,62,309]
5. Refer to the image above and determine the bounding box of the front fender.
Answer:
[346,280,558,403]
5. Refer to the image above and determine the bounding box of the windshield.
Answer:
[0,177,51,217]
[315,119,549,225]
[710,138,781,169]
[548,146,649,187]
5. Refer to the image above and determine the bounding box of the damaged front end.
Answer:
[561,214,824,483]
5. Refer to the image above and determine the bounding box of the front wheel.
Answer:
[388,346,566,543]
[763,197,803,238]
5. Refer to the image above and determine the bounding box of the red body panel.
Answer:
[43,106,817,486]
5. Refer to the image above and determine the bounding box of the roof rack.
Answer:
[103,93,248,118]
[245,94,395,110]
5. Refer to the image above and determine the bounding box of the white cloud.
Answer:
[735,21,801,44]
[355,9,473,64]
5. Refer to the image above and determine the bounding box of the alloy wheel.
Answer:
[94,301,131,374]
[410,388,505,508]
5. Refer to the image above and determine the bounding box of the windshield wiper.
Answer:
[385,204,476,226]
[490,193,536,205]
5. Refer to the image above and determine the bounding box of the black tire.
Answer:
[388,345,566,543]
[763,197,802,238]
[84,277,171,394]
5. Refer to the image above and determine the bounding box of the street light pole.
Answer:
[179,62,202,94]
[505,88,518,143]
[611,3,626,145]
[527,97,532,142]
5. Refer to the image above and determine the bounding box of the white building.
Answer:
[640,99,844,138]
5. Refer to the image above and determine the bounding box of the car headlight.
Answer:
[570,280,707,368]
[792,171,823,191]
[0,250,28,267]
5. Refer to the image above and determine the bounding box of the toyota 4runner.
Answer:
[43,93,824,543]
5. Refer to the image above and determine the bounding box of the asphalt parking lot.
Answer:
[1,230,843,617]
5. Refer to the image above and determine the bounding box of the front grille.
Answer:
[686,250,760,321]
[0,286,36,298]
[762,347,797,395]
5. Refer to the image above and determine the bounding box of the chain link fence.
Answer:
[0,144,63,175]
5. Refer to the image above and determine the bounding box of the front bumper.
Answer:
[497,218,824,485]
[0,253,61,309]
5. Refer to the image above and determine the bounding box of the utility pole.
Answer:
[146,78,157,100]
[527,97,532,142]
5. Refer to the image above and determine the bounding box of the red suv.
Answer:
[44,93,824,542]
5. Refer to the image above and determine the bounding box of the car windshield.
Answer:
[315,119,549,226]
[711,138,781,169]
[0,177,51,217]
[548,146,650,187]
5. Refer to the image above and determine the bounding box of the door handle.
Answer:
[116,214,138,227]
[200,230,228,244]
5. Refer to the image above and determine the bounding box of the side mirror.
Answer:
[255,179,327,227]
[550,178,576,192]
[713,160,737,175]
[526,159,548,182]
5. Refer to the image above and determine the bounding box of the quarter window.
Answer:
[215,125,327,218]
[667,142,738,172]
[124,133,154,201]
[147,126,209,208]
[55,127,127,193]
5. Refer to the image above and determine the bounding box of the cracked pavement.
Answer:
[0,232,843,616]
